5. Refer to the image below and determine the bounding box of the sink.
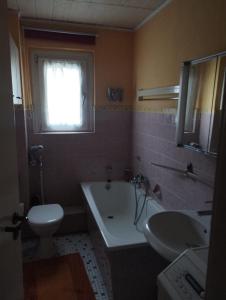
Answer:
[143,211,210,261]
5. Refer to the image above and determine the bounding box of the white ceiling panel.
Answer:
[65,1,149,27]
[16,0,37,18]
[7,0,18,10]
[35,0,55,20]
[88,5,149,28]
[122,0,154,9]
[7,0,170,29]
[52,0,73,22]
[89,0,124,4]
[66,2,100,24]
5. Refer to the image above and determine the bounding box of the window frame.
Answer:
[30,49,94,134]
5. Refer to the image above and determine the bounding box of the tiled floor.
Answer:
[23,233,109,300]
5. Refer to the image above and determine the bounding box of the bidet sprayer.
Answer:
[30,145,44,152]
[29,144,44,167]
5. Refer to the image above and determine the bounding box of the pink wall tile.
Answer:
[132,111,216,210]
[14,106,30,210]
[26,110,132,207]
[17,107,215,211]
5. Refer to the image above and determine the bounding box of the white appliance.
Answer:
[157,246,208,300]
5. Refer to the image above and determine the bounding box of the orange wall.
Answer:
[10,0,226,111]
[21,19,133,108]
[134,0,226,112]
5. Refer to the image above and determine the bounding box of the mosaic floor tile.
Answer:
[23,233,109,300]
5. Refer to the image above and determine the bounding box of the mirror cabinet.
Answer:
[176,51,226,156]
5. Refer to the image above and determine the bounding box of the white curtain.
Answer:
[40,58,83,131]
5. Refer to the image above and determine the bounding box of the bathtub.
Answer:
[81,181,164,249]
[81,181,168,300]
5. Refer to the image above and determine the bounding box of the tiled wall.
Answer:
[132,111,216,210]
[14,105,30,210]
[26,107,132,207]
[16,105,216,212]
[18,107,216,211]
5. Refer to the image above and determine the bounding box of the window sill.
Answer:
[33,130,95,135]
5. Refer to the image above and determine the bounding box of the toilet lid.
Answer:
[28,204,64,225]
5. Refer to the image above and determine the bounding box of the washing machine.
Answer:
[157,246,208,300]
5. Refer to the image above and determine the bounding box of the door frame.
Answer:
[0,1,24,299]
[206,70,226,298]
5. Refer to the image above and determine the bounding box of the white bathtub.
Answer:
[81,181,164,249]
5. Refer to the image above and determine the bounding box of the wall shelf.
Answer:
[137,85,180,101]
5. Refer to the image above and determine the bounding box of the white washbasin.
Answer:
[143,211,210,261]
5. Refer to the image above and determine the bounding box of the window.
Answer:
[30,50,94,133]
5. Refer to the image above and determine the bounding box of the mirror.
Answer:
[176,52,226,156]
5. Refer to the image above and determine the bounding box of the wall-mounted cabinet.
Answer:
[10,35,22,105]
[176,51,226,156]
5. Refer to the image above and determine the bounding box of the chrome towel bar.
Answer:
[151,162,214,188]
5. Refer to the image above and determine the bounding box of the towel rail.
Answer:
[137,85,180,101]
[151,162,214,188]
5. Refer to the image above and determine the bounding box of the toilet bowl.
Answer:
[28,204,64,258]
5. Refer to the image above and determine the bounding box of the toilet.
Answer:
[28,204,64,258]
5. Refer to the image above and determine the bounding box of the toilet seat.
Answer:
[28,204,64,225]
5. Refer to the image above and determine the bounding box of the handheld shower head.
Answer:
[30,145,44,152]
[29,145,44,167]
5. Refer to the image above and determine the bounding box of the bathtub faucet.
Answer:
[105,165,113,190]
[131,173,149,190]
[105,165,112,181]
